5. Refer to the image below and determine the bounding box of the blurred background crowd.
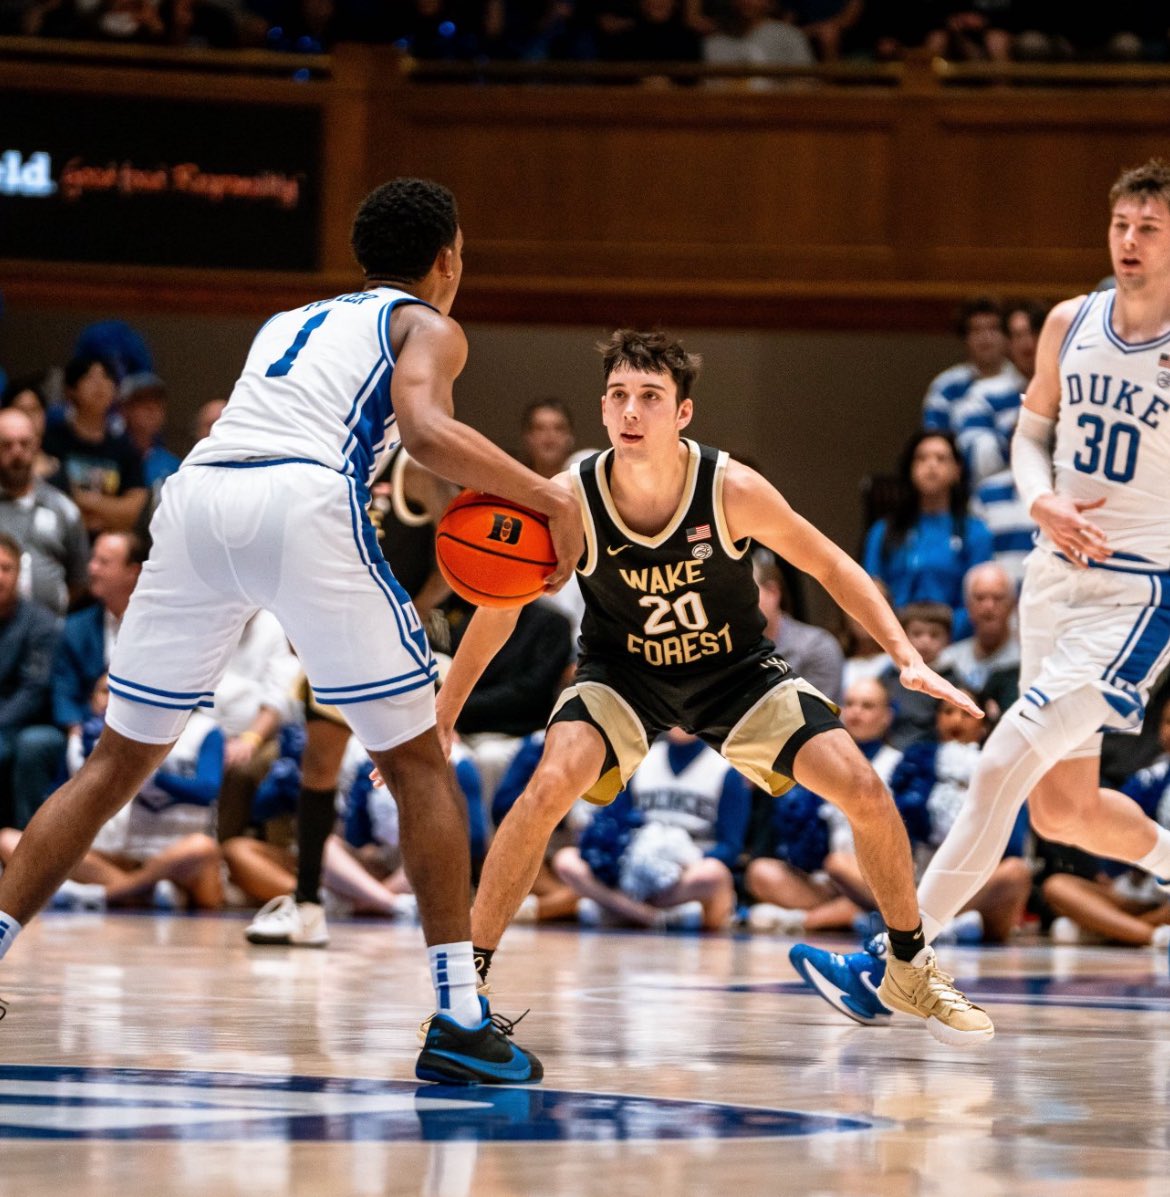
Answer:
[2,1,1167,66]
[1,291,1168,956]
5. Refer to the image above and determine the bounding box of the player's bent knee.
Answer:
[523,762,590,824]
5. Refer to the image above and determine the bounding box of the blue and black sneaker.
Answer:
[788,935,892,1026]
[415,996,543,1085]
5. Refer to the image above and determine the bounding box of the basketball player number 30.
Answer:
[639,590,709,635]
[1073,413,1140,484]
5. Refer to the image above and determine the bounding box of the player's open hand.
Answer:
[900,661,984,718]
[1031,494,1111,567]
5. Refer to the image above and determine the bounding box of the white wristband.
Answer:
[1011,407,1056,514]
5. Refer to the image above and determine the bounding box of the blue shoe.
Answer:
[788,938,892,1025]
[415,996,543,1085]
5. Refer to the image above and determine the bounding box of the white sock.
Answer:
[1136,824,1170,880]
[427,941,482,1029]
[0,910,23,961]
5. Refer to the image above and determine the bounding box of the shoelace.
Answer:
[914,960,977,1013]
[487,1008,529,1037]
[0,997,7,1022]
[417,981,495,1042]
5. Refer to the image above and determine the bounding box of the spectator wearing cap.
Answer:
[0,408,89,617]
[120,373,181,488]
[44,356,148,536]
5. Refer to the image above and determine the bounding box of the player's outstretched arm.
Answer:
[1012,297,1112,567]
[389,307,583,590]
[435,606,523,754]
[722,461,983,718]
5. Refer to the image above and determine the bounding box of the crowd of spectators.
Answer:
[2,296,1169,957]
[2,1,1167,65]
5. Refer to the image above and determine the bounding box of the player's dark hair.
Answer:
[351,178,459,284]
[599,329,702,402]
[954,296,1004,339]
[521,397,574,432]
[64,355,116,390]
[0,531,22,565]
[878,429,970,563]
[1109,158,1170,211]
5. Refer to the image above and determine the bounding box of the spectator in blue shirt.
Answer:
[863,428,993,640]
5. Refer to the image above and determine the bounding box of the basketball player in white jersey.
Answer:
[793,158,1170,1039]
[0,178,582,1085]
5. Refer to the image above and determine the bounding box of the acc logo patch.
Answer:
[0,1065,878,1142]
[691,543,713,560]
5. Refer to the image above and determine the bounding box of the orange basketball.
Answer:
[435,490,556,608]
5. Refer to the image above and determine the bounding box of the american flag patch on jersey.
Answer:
[686,524,712,542]
[1160,352,1170,369]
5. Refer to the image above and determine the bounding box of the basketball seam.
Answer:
[435,532,556,569]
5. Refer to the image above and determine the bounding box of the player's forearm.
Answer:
[401,414,573,521]
[1011,407,1056,515]
[820,555,917,669]
[436,605,521,728]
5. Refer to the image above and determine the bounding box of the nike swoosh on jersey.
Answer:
[606,544,634,556]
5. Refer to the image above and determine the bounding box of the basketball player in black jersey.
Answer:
[436,329,992,1046]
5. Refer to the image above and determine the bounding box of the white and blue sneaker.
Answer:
[788,936,892,1025]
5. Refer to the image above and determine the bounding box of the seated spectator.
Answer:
[52,531,145,740]
[552,727,749,930]
[1,374,59,480]
[223,725,482,924]
[934,1,1031,62]
[891,687,1032,942]
[952,300,1049,487]
[970,466,1035,589]
[483,0,598,61]
[922,297,1022,435]
[863,429,993,640]
[211,610,302,843]
[782,0,864,61]
[193,399,227,444]
[0,532,63,830]
[44,355,148,536]
[598,0,703,64]
[1039,698,1170,947]
[0,407,89,616]
[881,601,960,749]
[745,676,903,934]
[862,0,950,61]
[491,729,587,923]
[703,0,815,85]
[754,549,843,702]
[836,577,892,690]
[0,673,224,910]
[71,320,153,383]
[118,373,181,489]
[444,594,574,806]
[938,561,1019,693]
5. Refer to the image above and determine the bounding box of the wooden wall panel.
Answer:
[3,45,1170,328]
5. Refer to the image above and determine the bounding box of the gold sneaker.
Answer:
[877,948,994,1047]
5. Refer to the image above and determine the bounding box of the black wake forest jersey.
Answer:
[572,439,780,682]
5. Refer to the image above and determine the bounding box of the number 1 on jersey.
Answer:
[266,310,330,378]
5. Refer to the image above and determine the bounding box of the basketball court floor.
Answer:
[1,911,1167,1196]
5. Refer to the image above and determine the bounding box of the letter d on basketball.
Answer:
[487,513,523,545]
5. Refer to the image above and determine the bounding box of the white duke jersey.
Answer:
[185,287,432,494]
[1047,289,1170,570]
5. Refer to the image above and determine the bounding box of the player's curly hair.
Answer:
[351,178,459,283]
[1109,158,1170,211]
[598,329,702,402]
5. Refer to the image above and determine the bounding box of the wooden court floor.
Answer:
[1,911,1168,1197]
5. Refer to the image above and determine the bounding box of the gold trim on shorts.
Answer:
[721,676,840,795]
[297,674,349,728]
[550,680,650,805]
